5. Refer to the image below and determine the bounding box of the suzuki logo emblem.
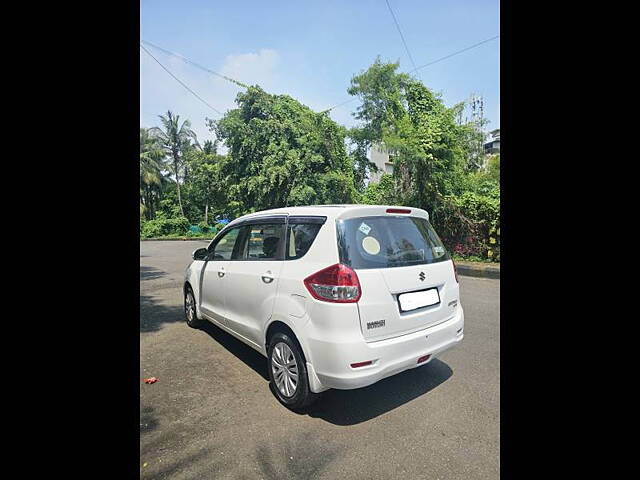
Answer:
[419,271,426,281]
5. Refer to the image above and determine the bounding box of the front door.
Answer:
[224,221,285,347]
[199,226,243,324]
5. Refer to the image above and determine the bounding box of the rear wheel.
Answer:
[267,332,319,411]
[184,286,203,328]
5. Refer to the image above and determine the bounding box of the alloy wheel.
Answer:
[271,342,299,397]
[185,291,195,322]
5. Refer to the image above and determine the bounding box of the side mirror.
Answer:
[192,247,208,261]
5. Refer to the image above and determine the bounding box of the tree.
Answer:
[452,102,489,171]
[139,128,166,219]
[361,173,397,205]
[209,86,357,215]
[202,139,219,154]
[347,58,468,220]
[149,111,199,216]
[461,152,500,196]
[486,154,500,182]
[347,126,379,193]
[182,149,227,224]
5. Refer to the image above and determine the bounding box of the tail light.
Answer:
[304,263,361,303]
[452,259,459,283]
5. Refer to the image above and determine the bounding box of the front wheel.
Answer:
[267,332,319,411]
[184,286,203,328]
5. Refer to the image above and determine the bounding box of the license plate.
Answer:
[398,288,440,312]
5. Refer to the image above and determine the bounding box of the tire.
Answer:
[267,332,319,411]
[184,285,203,328]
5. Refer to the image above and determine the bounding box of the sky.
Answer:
[140,0,500,145]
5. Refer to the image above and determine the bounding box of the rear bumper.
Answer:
[306,307,464,393]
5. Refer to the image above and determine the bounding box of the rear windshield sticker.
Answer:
[358,222,371,235]
[362,236,381,255]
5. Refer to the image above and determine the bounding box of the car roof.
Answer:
[226,204,429,227]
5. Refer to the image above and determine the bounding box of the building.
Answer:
[368,128,500,183]
[368,144,395,183]
[484,129,500,154]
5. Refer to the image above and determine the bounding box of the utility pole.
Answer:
[468,93,486,170]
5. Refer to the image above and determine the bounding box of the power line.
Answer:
[325,98,358,112]
[140,43,223,116]
[322,34,499,113]
[141,39,249,89]
[384,0,419,74]
[409,35,500,73]
[142,33,499,118]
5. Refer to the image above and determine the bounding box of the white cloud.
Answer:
[220,49,280,89]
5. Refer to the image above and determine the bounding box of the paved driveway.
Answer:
[140,240,500,479]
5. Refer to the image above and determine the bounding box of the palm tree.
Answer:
[140,128,165,219]
[149,111,199,216]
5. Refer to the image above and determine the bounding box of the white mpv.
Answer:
[184,205,464,410]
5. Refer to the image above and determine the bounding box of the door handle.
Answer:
[218,268,225,278]
[261,271,274,284]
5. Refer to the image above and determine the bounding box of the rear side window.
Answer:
[337,216,450,269]
[242,223,284,260]
[286,223,323,260]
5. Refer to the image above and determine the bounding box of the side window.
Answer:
[286,223,322,260]
[210,227,242,260]
[241,224,284,260]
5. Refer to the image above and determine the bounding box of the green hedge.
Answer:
[433,191,500,262]
[140,216,190,239]
[139,217,228,239]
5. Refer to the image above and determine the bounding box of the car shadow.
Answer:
[199,322,270,381]
[305,358,453,425]
[197,321,452,425]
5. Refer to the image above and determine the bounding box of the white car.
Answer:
[184,205,464,410]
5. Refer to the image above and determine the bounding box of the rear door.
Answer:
[337,214,459,342]
[223,219,286,348]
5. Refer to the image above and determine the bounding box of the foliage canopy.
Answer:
[209,86,357,215]
[140,60,499,260]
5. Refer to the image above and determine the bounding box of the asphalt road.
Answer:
[140,241,500,479]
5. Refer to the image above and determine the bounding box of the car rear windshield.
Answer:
[337,216,450,269]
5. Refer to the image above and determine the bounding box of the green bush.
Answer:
[433,191,500,262]
[140,220,162,238]
[140,216,190,238]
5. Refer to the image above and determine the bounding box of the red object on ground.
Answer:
[143,377,158,384]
